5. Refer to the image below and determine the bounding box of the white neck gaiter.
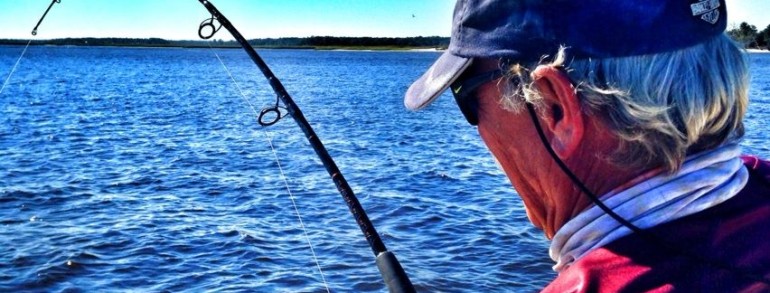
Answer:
[549,144,748,272]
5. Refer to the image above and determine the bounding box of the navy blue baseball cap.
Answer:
[405,0,727,110]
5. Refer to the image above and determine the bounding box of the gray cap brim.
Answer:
[405,51,472,110]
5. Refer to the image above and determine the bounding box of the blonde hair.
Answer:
[500,34,749,172]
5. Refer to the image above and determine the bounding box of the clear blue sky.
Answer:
[1,0,768,40]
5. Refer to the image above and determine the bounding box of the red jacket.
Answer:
[542,156,770,293]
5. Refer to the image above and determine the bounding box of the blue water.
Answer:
[1,46,769,292]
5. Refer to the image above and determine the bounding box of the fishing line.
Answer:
[20,0,403,291]
[3,0,62,95]
[196,2,415,292]
[205,43,331,293]
[0,40,33,96]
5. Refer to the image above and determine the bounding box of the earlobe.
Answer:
[531,65,585,159]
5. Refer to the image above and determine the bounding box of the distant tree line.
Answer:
[727,22,770,50]
[0,36,449,49]
[5,26,770,51]
[250,36,449,48]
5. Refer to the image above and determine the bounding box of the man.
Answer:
[405,0,770,291]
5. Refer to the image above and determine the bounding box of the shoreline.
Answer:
[0,43,446,52]
[0,36,449,52]
[4,41,760,54]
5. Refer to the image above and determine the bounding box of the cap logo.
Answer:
[691,0,720,24]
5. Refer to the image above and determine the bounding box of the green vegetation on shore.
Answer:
[0,36,449,50]
[728,22,770,50]
[11,25,766,52]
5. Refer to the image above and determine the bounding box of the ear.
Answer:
[531,65,584,159]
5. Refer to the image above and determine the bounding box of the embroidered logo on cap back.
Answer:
[691,0,720,24]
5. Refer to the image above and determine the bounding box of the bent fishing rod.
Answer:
[31,0,60,36]
[196,1,415,292]
[27,0,414,290]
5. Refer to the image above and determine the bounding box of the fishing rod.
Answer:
[32,0,61,36]
[196,1,415,292]
[1,0,59,95]
[24,0,414,290]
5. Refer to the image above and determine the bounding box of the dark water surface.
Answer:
[1,46,769,292]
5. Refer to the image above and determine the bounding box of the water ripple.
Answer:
[1,46,768,292]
